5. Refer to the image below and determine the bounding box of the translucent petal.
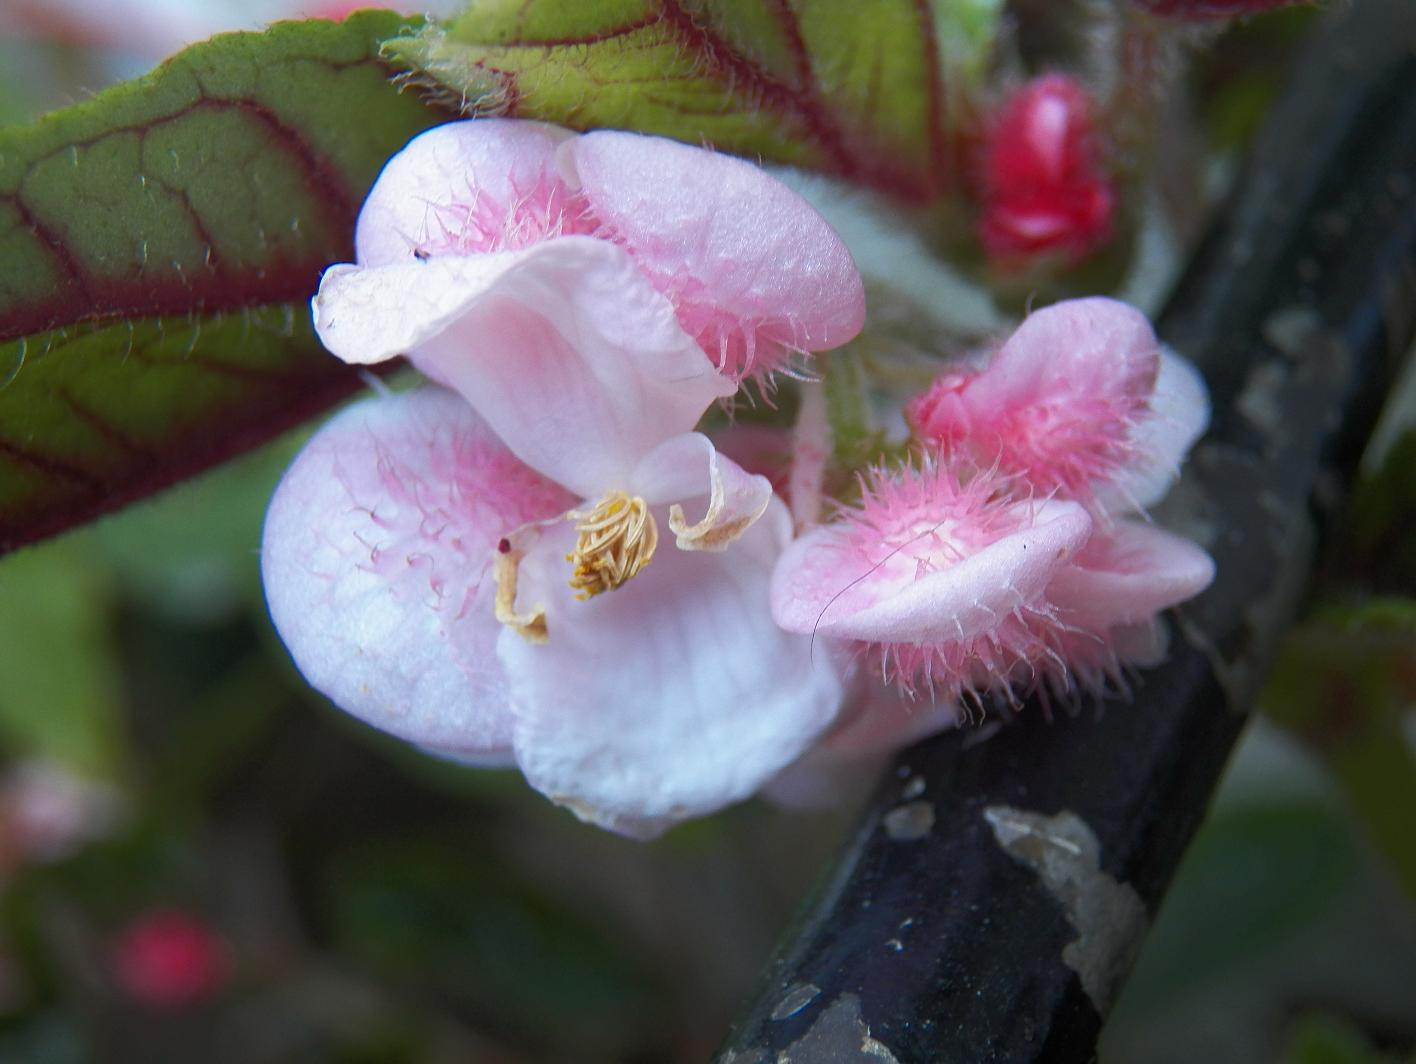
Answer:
[261,388,573,756]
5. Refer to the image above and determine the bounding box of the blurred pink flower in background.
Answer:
[109,910,227,1008]
[977,74,1115,265]
[0,762,124,874]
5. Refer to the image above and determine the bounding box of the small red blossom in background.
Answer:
[977,74,1115,265]
[109,910,227,1007]
[1136,0,1309,20]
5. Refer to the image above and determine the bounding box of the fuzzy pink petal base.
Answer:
[567,130,865,380]
[908,298,1164,505]
[354,119,581,268]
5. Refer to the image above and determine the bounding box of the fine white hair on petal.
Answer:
[354,118,576,268]
[1046,519,1216,629]
[261,388,573,757]
[567,130,867,377]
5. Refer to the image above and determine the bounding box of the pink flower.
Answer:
[266,121,864,836]
[907,298,1208,513]
[110,910,227,1008]
[771,459,1097,700]
[770,298,1214,758]
[314,120,864,388]
[976,74,1115,264]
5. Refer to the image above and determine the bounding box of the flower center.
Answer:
[565,491,658,599]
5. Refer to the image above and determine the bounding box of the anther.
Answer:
[566,492,658,599]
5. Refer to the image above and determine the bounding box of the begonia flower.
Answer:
[906,298,1208,513]
[771,459,1098,699]
[266,121,864,837]
[264,389,843,837]
[770,297,1215,757]
[977,74,1115,264]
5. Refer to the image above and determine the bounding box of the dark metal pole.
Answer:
[717,2,1416,1060]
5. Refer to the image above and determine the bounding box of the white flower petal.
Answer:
[261,389,573,757]
[354,119,574,268]
[499,502,842,838]
[630,433,773,551]
[313,238,736,498]
[1047,519,1216,628]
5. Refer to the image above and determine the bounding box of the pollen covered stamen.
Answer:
[566,491,658,599]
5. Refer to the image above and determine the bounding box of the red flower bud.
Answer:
[110,909,227,1007]
[977,74,1114,264]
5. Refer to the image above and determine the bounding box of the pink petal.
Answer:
[499,501,842,838]
[1102,346,1211,511]
[1046,519,1215,629]
[629,433,773,551]
[771,498,1093,644]
[354,119,577,268]
[261,388,574,757]
[979,296,1158,423]
[910,298,1161,502]
[565,131,866,378]
[313,239,736,498]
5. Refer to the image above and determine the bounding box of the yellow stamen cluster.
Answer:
[566,491,658,599]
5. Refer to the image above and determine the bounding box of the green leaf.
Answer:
[1282,1014,1413,1064]
[1263,598,1416,899]
[328,833,650,1039]
[0,539,126,776]
[0,13,450,556]
[386,0,985,203]
[1339,430,1416,593]
[1118,802,1357,1012]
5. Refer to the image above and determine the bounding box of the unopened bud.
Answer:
[977,74,1114,264]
